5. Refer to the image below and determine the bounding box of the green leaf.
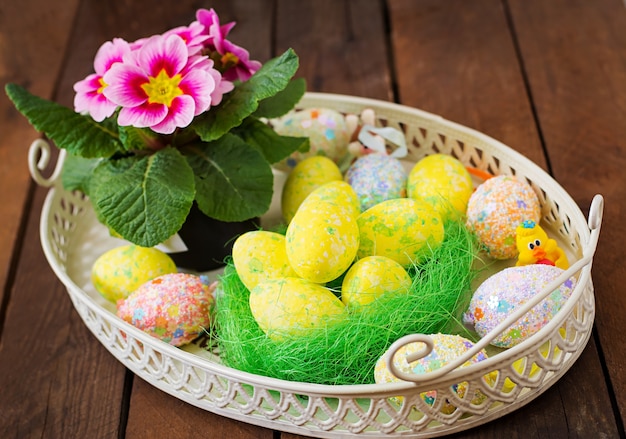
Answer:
[252,77,306,119]
[90,147,195,247]
[233,118,309,164]
[184,134,274,222]
[5,83,123,158]
[118,126,162,152]
[192,48,299,142]
[61,154,101,193]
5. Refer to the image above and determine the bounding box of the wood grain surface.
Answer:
[1,1,625,438]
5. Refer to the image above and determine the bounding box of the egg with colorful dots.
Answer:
[462,264,576,348]
[91,245,177,303]
[345,153,408,211]
[273,108,350,170]
[466,175,541,259]
[407,154,473,221]
[374,333,492,413]
[116,273,214,346]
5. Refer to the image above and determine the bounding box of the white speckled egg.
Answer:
[345,153,408,211]
[374,333,491,412]
[463,264,576,348]
[466,175,541,259]
[249,277,345,340]
[232,231,297,292]
[116,273,214,346]
[273,108,350,170]
[91,245,177,303]
[357,198,444,267]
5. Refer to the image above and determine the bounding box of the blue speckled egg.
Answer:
[345,153,407,211]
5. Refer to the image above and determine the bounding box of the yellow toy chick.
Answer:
[515,220,569,269]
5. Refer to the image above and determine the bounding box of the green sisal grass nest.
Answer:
[209,220,479,386]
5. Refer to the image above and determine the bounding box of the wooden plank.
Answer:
[0,0,80,330]
[508,0,626,425]
[388,0,547,168]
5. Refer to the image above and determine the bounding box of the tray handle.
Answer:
[384,194,604,383]
[28,139,67,187]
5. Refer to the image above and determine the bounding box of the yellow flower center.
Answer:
[141,69,183,106]
[221,52,240,70]
[97,77,108,94]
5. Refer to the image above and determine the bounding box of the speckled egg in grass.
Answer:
[91,245,177,303]
[345,153,408,211]
[341,256,412,307]
[273,108,350,171]
[407,154,473,221]
[374,333,493,413]
[116,273,214,347]
[281,155,343,224]
[303,180,361,219]
[286,196,359,283]
[466,175,541,260]
[249,277,346,340]
[357,198,444,267]
[463,264,576,348]
[232,231,297,292]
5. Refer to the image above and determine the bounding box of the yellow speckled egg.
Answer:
[304,180,361,219]
[357,198,444,267]
[91,245,177,303]
[286,199,359,283]
[407,154,473,221]
[341,256,412,307]
[249,277,345,340]
[232,231,297,291]
[281,156,343,224]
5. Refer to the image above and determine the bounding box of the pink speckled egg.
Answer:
[466,175,541,259]
[116,273,214,346]
[463,264,576,348]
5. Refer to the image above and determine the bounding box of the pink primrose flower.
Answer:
[196,8,261,82]
[103,34,217,134]
[73,38,131,121]
[163,21,209,56]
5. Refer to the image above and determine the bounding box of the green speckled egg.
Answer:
[357,198,444,267]
[232,231,297,292]
[91,245,177,303]
[249,277,345,340]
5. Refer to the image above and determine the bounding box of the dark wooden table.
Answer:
[1,1,625,437]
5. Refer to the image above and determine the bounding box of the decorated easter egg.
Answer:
[357,198,444,267]
[92,245,177,302]
[463,264,576,348]
[281,155,343,223]
[466,175,541,259]
[286,197,359,283]
[249,277,345,340]
[116,273,214,346]
[273,108,350,170]
[407,154,473,221]
[341,256,412,307]
[304,180,361,219]
[345,153,408,211]
[374,333,491,412]
[232,231,297,292]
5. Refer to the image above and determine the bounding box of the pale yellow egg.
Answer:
[91,245,177,303]
[341,256,412,307]
[232,231,297,292]
[357,198,444,267]
[249,277,345,340]
[281,155,343,224]
[407,154,473,221]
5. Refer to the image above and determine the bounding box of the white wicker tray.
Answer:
[29,93,603,438]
